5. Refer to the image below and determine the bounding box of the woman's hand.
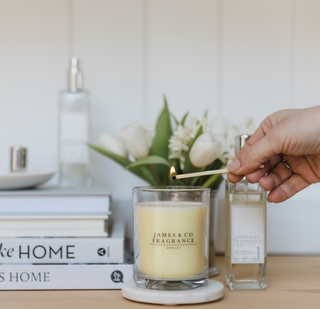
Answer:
[227,106,320,203]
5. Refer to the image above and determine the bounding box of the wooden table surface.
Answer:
[1,256,320,309]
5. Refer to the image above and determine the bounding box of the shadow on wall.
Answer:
[111,199,134,253]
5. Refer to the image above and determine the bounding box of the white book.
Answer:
[0,186,111,215]
[0,215,109,237]
[0,221,125,264]
[0,263,133,290]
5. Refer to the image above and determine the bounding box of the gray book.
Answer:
[0,186,111,215]
[0,263,132,290]
[0,221,124,264]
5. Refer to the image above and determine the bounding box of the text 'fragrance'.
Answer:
[225,134,267,290]
[59,57,91,187]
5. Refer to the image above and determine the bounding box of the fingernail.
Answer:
[267,197,273,203]
[227,159,241,172]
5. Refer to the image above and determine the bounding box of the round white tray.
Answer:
[122,279,224,305]
[0,170,55,190]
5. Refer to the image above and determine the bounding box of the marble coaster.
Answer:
[121,279,224,305]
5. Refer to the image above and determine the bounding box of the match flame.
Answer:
[170,166,176,177]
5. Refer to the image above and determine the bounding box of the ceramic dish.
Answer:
[0,171,55,190]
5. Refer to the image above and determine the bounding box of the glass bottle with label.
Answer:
[225,134,267,290]
[59,57,91,187]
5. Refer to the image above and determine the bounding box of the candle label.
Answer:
[231,205,264,264]
[136,202,208,279]
[151,232,195,246]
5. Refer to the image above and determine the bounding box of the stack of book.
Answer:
[0,187,133,290]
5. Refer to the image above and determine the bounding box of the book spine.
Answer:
[0,195,111,215]
[0,238,123,264]
[0,264,133,290]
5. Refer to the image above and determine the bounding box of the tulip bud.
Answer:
[237,117,255,134]
[99,132,128,157]
[226,125,239,148]
[189,133,224,168]
[119,122,150,159]
[209,117,230,136]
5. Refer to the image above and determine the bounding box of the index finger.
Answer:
[227,126,267,183]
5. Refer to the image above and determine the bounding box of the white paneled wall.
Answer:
[294,0,320,108]
[147,0,220,122]
[72,0,147,199]
[221,0,293,124]
[0,0,68,183]
[0,0,319,253]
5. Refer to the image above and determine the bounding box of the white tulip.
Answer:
[226,125,239,148]
[226,118,255,148]
[169,125,192,152]
[99,132,128,157]
[169,124,193,170]
[189,133,225,168]
[119,122,150,159]
[137,121,154,145]
[237,117,255,135]
[209,117,230,136]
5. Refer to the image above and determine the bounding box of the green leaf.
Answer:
[171,111,189,127]
[150,96,172,158]
[211,175,224,189]
[170,177,185,186]
[180,111,189,126]
[87,144,130,167]
[202,173,223,188]
[206,158,224,171]
[150,96,173,180]
[124,155,172,186]
[197,159,223,186]
[189,167,205,186]
[140,167,160,186]
[87,144,155,184]
[201,159,226,188]
[183,124,203,174]
[171,113,179,126]
[203,108,208,119]
[124,155,170,170]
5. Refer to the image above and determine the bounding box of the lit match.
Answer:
[170,165,264,180]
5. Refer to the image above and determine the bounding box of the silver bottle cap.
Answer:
[11,146,27,172]
[68,57,83,91]
[235,134,251,155]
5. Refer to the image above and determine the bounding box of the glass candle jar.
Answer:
[133,186,210,290]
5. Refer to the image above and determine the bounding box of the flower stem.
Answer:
[185,166,195,186]
[149,165,161,185]
[202,173,222,188]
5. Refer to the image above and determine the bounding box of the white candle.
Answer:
[136,201,208,279]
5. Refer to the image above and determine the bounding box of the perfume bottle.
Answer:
[58,57,91,187]
[225,134,267,290]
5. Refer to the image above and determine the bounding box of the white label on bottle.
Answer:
[231,205,264,264]
[60,113,88,163]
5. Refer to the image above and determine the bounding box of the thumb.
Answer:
[227,127,283,175]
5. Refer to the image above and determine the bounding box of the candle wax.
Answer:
[136,201,208,279]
